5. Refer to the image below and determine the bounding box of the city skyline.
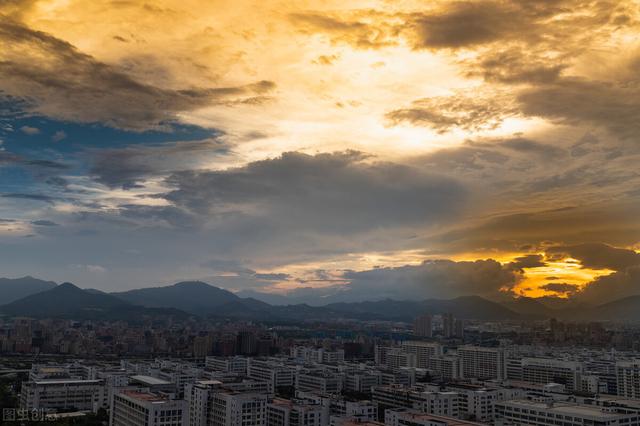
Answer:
[1,1,640,305]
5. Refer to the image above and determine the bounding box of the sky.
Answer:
[1,0,640,304]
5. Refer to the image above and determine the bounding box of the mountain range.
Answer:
[2,276,640,322]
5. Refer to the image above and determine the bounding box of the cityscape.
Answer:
[2,0,640,425]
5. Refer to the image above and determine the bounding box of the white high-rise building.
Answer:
[110,390,187,426]
[266,398,324,426]
[401,342,443,370]
[210,390,268,426]
[617,360,640,398]
[495,399,640,426]
[457,346,506,381]
[20,379,106,413]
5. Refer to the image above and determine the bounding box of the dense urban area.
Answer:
[3,312,640,426]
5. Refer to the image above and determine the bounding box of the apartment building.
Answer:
[20,379,106,413]
[110,390,187,426]
[385,408,484,426]
[494,399,640,426]
[266,398,324,426]
[457,346,506,381]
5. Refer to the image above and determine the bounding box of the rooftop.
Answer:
[500,399,636,420]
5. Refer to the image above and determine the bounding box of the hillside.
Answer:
[0,276,57,304]
[112,281,247,315]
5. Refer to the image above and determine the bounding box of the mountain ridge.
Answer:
[3,278,640,322]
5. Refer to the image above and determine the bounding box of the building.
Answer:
[206,357,249,375]
[413,316,432,338]
[291,347,345,364]
[442,314,454,339]
[247,359,295,393]
[296,372,343,394]
[210,390,268,426]
[385,408,484,426]
[266,398,324,426]
[520,358,583,392]
[372,386,459,419]
[110,390,187,426]
[385,350,417,372]
[457,346,506,381]
[494,399,640,426]
[344,371,381,394]
[427,357,460,381]
[616,360,640,398]
[401,342,443,370]
[20,379,106,413]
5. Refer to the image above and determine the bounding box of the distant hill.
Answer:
[0,276,57,304]
[112,281,246,315]
[586,295,640,321]
[326,295,520,321]
[501,297,557,319]
[6,276,640,323]
[0,282,188,321]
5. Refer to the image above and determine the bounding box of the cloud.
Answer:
[1,193,58,203]
[201,258,255,275]
[547,243,640,271]
[577,266,640,304]
[253,272,291,281]
[72,264,106,273]
[540,282,580,296]
[89,138,228,189]
[19,125,39,135]
[51,130,67,142]
[290,12,400,49]
[517,78,640,140]
[163,151,468,234]
[31,220,59,227]
[340,258,520,301]
[386,91,518,133]
[507,254,547,272]
[0,19,276,131]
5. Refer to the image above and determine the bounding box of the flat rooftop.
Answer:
[121,390,168,403]
[500,399,636,420]
[393,410,485,425]
[130,375,172,386]
[32,379,102,385]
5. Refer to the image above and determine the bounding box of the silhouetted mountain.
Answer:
[8,276,640,323]
[0,276,57,304]
[112,281,246,315]
[326,296,519,321]
[585,295,640,321]
[1,282,129,317]
[0,282,189,321]
[501,297,557,319]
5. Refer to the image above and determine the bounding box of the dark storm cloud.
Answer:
[340,259,520,301]
[164,151,468,233]
[89,138,229,189]
[292,1,633,52]
[0,19,276,131]
[517,78,640,140]
[430,202,640,256]
[577,266,640,304]
[408,1,547,49]
[546,243,640,271]
[507,254,547,272]
[540,282,579,295]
